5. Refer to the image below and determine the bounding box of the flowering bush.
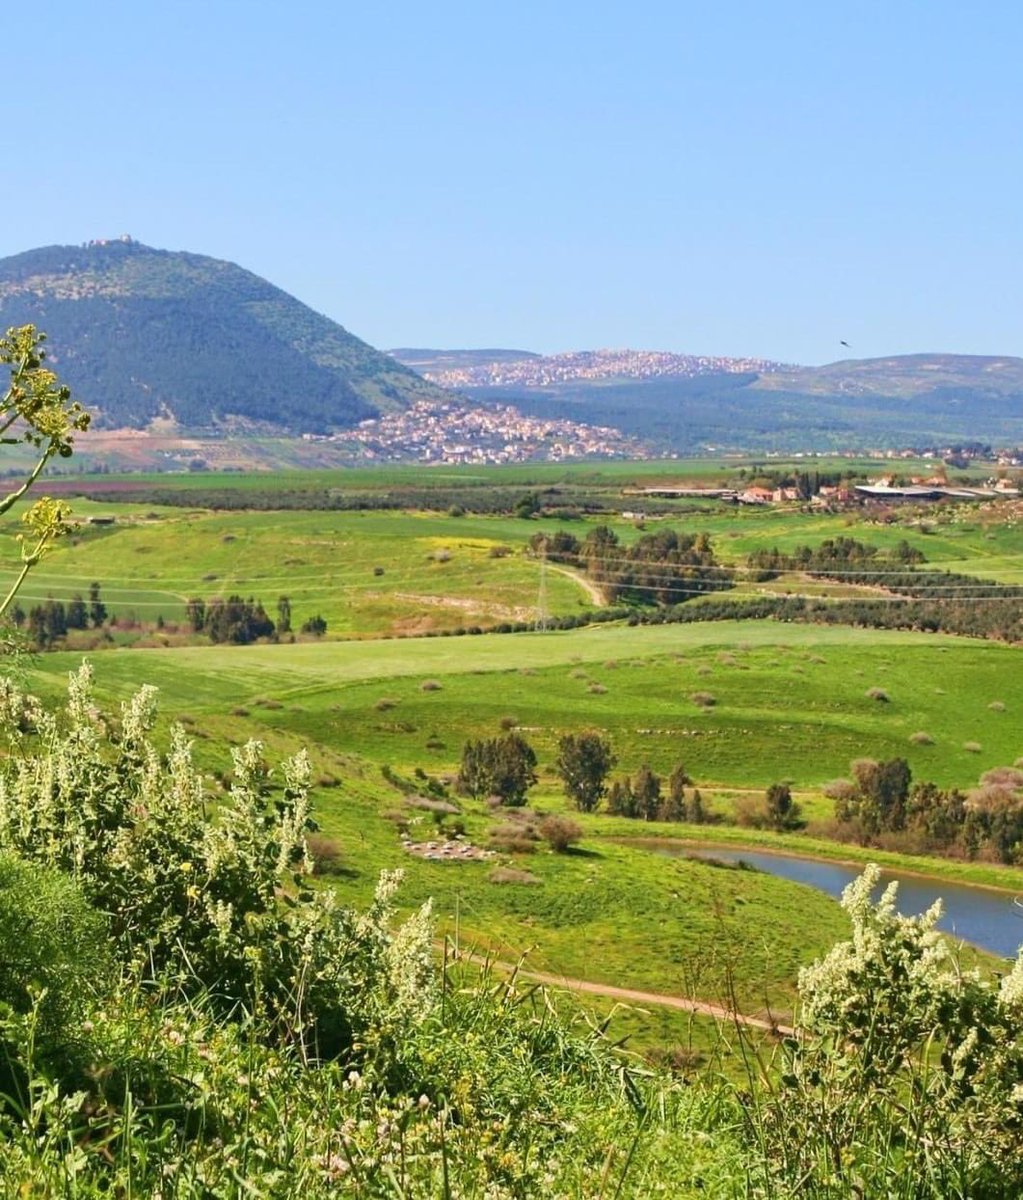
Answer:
[755,864,1023,1198]
[0,664,435,1059]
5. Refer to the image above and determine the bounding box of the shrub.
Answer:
[690,691,716,707]
[498,715,518,730]
[538,816,583,853]
[866,687,890,702]
[488,866,541,885]
[963,741,982,753]
[405,796,461,815]
[0,666,436,1058]
[0,854,110,1069]
[374,697,399,711]
[420,679,443,692]
[989,700,1006,712]
[487,834,536,855]
[587,682,607,695]
[909,731,934,745]
[980,767,1023,789]
[307,833,345,876]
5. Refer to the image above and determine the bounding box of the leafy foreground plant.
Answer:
[0,667,744,1197]
[746,864,1023,1199]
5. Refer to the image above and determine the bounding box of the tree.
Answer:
[457,733,537,807]
[88,581,107,628]
[186,597,206,632]
[277,595,292,634]
[662,762,692,822]
[764,782,802,831]
[66,593,88,630]
[555,732,616,812]
[606,777,636,818]
[300,614,327,636]
[849,757,912,837]
[457,739,492,801]
[633,765,662,822]
[0,327,90,619]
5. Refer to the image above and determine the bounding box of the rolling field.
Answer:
[27,617,1021,1033]
[5,493,1023,642]
[0,504,595,636]
[29,619,1023,789]
[9,466,1023,1059]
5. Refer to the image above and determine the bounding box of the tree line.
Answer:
[531,525,732,606]
[11,582,107,648]
[185,594,326,643]
[828,757,1023,863]
[456,728,712,823]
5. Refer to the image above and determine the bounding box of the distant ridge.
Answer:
[391,347,1023,452]
[392,346,785,388]
[0,238,448,432]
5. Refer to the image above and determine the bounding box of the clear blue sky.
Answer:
[6,0,1022,364]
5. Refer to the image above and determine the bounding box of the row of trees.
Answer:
[621,590,1023,645]
[606,764,711,823]
[185,594,327,644]
[11,582,107,648]
[532,526,732,606]
[747,535,925,580]
[457,729,709,823]
[829,757,1023,863]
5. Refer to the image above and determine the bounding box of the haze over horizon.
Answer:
[7,1,1023,366]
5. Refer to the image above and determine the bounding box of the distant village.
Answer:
[309,399,646,463]
[419,348,786,390]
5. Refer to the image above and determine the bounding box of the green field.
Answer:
[6,485,1023,644]
[9,464,1023,1063]
[31,620,1022,790]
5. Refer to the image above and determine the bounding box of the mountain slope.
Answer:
[0,238,446,432]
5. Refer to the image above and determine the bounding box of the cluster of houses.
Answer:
[630,475,1021,508]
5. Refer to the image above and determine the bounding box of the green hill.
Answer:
[0,238,447,432]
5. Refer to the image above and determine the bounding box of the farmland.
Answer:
[10,462,1023,1040]
[6,457,1023,1196]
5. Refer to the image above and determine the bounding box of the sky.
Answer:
[5,0,1023,364]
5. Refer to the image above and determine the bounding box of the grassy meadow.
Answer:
[9,463,1023,1060]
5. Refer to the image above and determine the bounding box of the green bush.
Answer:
[0,854,109,1068]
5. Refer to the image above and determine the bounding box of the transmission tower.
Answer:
[535,542,549,632]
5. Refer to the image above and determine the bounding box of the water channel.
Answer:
[652,844,1023,960]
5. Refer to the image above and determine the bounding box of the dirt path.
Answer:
[547,563,606,606]
[452,948,793,1036]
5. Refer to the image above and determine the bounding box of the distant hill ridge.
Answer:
[0,238,447,432]
[390,347,1023,453]
[391,346,1023,397]
[395,346,787,388]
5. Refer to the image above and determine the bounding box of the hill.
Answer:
[0,238,448,432]
[393,346,1023,452]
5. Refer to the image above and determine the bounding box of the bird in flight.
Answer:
[840,340,851,348]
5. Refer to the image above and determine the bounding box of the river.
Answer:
[653,844,1023,960]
